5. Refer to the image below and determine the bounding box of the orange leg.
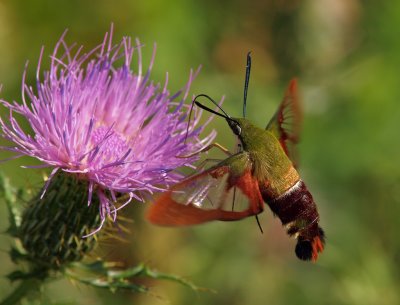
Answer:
[177,142,232,158]
[195,158,222,172]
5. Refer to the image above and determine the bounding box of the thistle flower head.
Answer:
[0,28,216,232]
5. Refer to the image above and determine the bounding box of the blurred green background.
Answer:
[0,0,399,304]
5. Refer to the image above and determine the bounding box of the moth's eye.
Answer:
[232,123,242,136]
[227,119,242,136]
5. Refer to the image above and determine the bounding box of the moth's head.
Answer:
[226,118,242,136]
[189,96,252,141]
[226,117,254,137]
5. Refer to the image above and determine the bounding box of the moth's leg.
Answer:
[182,159,222,180]
[232,186,237,211]
[195,158,222,172]
[254,215,264,234]
[177,142,232,158]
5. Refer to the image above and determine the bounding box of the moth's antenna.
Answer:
[184,99,197,143]
[243,52,252,118]
[185,94,229,143]
[194,94,230,118]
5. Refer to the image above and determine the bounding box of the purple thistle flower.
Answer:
[0,28,217,233]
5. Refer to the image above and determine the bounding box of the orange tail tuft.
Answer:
[295,227,325,262]
[311,234,325,262]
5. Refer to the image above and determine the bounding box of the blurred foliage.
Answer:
[0,0,399,304]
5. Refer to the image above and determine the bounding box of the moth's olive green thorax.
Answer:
[225,117,293,184]
[226,117,271,151]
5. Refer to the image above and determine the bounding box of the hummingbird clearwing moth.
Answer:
[147,53,325,262]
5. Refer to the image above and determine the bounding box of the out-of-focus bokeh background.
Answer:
[0,0,399,304]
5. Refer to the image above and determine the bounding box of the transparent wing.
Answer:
[266,79,301,167]
[147,153,264,226]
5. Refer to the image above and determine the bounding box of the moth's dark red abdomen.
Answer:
[261,180,325,261]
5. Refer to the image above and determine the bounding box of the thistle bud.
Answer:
[19,172,100,269]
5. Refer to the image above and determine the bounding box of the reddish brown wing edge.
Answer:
[266,79,302,167]
[147,166,264,226]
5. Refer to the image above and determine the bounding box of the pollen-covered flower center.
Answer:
[91,126,130,164]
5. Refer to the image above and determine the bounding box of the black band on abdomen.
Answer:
[262,180,319,234]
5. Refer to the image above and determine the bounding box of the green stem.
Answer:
[0,279,42,305]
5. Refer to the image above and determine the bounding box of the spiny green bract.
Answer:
[19,173,101,269]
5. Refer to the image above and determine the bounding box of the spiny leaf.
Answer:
[0,172,22,236]
[66,261,203,293]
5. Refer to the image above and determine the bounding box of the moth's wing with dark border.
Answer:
[266,79,301,167]
[147,152,264,226]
